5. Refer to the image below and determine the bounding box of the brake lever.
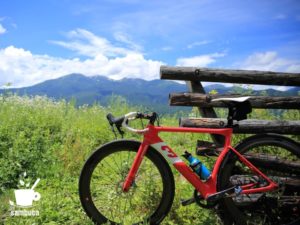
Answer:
[116,124,124,138]
[108,123,124,139]
[108,123,118,139]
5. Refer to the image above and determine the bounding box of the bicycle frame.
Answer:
[122,124,278,199]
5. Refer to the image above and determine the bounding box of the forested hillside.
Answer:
[2,74,299,114]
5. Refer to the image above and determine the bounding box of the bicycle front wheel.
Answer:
[218,134,300,225]
[79,140,175,225]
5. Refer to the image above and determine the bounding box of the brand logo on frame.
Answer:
[151,142,183,164]
[9,172,41,217]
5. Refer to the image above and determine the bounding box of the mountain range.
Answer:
[2,74,299,113]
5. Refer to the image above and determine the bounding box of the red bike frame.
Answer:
[122,124,278,199]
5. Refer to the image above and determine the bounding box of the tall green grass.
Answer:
[0,94,298,224]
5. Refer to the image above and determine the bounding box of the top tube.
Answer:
[152,125,232,136]
[146,125,232,148]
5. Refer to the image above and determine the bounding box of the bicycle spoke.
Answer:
[86,148,165,224]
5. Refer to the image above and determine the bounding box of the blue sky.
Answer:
[0,0,300,87]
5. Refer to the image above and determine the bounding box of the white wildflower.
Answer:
[19,180,25,186]
[9,200,15,206]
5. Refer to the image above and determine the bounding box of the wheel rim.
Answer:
[89,149,164,224]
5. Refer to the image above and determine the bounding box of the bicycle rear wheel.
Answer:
[218,134,300,225]
[79,140,175,225]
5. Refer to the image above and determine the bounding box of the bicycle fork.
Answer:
[122,142,149,192]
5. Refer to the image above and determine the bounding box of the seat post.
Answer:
[227,106,234,127]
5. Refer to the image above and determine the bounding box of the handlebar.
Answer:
[106,112,157,134]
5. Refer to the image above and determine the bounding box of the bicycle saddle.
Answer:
[211,96,252,126]
[211,96,250,103]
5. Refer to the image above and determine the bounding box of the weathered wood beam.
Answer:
[169,93,300,109]
[244,154,300,174]
[230,175,300,190]
[180,118,300,134]
[186,81,225,145]
[160,66,300,86]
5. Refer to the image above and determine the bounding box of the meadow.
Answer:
[0,94,299,224]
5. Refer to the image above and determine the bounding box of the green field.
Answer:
[0,94,299,224]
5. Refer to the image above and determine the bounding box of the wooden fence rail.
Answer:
[179,118,300,134]
[169,93,300,109]
[160,66,300,86]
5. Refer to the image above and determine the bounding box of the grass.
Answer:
[0,94,298,224]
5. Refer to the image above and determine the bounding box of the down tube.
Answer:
[151,142,216,199]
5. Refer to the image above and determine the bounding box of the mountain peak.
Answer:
[2,74,186,112]
[56,73,88,80]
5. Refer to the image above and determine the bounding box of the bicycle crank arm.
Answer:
[206,186,238,202]
[180,197,195,206]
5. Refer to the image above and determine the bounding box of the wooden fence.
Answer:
[160,66,300,145]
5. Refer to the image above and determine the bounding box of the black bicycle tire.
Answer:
[79,140,175,225]
[217,134,300,225]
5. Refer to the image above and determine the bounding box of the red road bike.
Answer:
[79,97,300,225]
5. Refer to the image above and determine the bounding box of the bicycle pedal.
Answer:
[180,197,195,206]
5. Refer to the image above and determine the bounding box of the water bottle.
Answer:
[183,151,211,180]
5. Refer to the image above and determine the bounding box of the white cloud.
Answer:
[113,32,142,51]
[241,51,300,72]
[0,29,164,87]
[0,23,6,35]
[176,53,225,67]
[161,46,173,51]
[0,46,163,87]
[187,40,211,49]
[51,28,136,58]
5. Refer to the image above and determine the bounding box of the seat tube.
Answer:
[122,141,149,192]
